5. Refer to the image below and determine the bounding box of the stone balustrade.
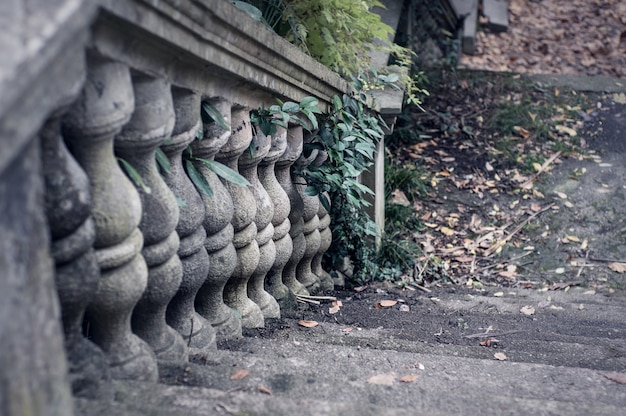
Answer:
[0,0,398,413]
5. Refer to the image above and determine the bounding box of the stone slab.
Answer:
[452,0,479,55]
[146,337,626,416]
[483,0,509,32]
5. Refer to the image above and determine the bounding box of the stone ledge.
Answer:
[96,0,350,110]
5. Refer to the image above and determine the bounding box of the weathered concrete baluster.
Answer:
[163,88,216,354]
[295,147,322,294]
[41,114,112,399]
[193,99,241,340]
[240,127,281,319]
[276,126,309,296]
[216,108,264,328]
[116,75,188,364]
[258,126,296,308]
[313,191,335,291]
[63,55,158,381]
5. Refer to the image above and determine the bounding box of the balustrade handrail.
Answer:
[1,0,356,176]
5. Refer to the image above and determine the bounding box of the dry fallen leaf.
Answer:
[399,374,419,383]
[298,320,319,328]
[480,337,500,347]
[520,305,536,316]
[332,300,343,307]
[499,265,518,279]
[604,372,626,384]
[440,226,455,236]
[608,262,626,273]
[494,352,508,361]
[367,372,396,386]
[230,369,250,380]
[257,385,273,395]
[377,300,398,308]
[328,305,340,314]
[342,327,353,333]
[555,125,577,136]
[493,291,504,297]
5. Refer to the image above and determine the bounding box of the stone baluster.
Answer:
[295,146,322,294]
[162,88,216,354]
[258,126,295,308]
[275,126,309,296]
[312,191,335,291]
[115,75,188,364]
[216,108,264,328]
[41,113,112,399]
[240,126,281,319]
[192,99,241,340]
[63,54,158,381]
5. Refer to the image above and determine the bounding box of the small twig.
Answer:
[476,251,533,273]
[484,204,555,257]
[296,294,337,301]
[415,284,432,293]
[188,317,194,348]
[464,329,524,339]
[520,151,562,189]
[576,251,590,278]
[296,296,321,305]
[587,257,626,263]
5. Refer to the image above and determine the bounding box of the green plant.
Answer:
[281,0,393,76]
[250,97,321,137]
[181,102,251,197]
[297,92,386,282]
[384,160,428,202]
[235,0,427,105]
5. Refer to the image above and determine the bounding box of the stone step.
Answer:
[483,0,509,32]
[451,0,479,55]
[76,286,626,415]
[76,380,429,416]
[149,337,626,416]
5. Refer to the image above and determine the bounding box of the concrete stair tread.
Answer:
[246,318,626,371]
[148,337,626,415]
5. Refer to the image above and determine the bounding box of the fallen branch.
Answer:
[576,251,590,278]
[484,203,555,257]
[296,294,337,301]
[296,297,321,305]
[464,329,524,339]
[587,257,626,263]
[415,284,432,293]
[520,151,562,189]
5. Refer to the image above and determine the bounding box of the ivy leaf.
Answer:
[185,160,213,197]
[231,1,263,21]
[117,157,151,194]
[155,147,171,175]
[201,102,229,131]
[304,186,318,196]
[199,159,251,187]
[319,193,331,212]
[281,101,300,113]
[196,122,204,140]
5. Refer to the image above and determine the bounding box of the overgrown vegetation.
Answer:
[232,0,428,107]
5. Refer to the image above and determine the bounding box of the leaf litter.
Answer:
[389,68,594,289]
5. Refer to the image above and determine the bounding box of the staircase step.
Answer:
[451,0,479,55]
[150,337,626,415]
[483,0,509,32]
